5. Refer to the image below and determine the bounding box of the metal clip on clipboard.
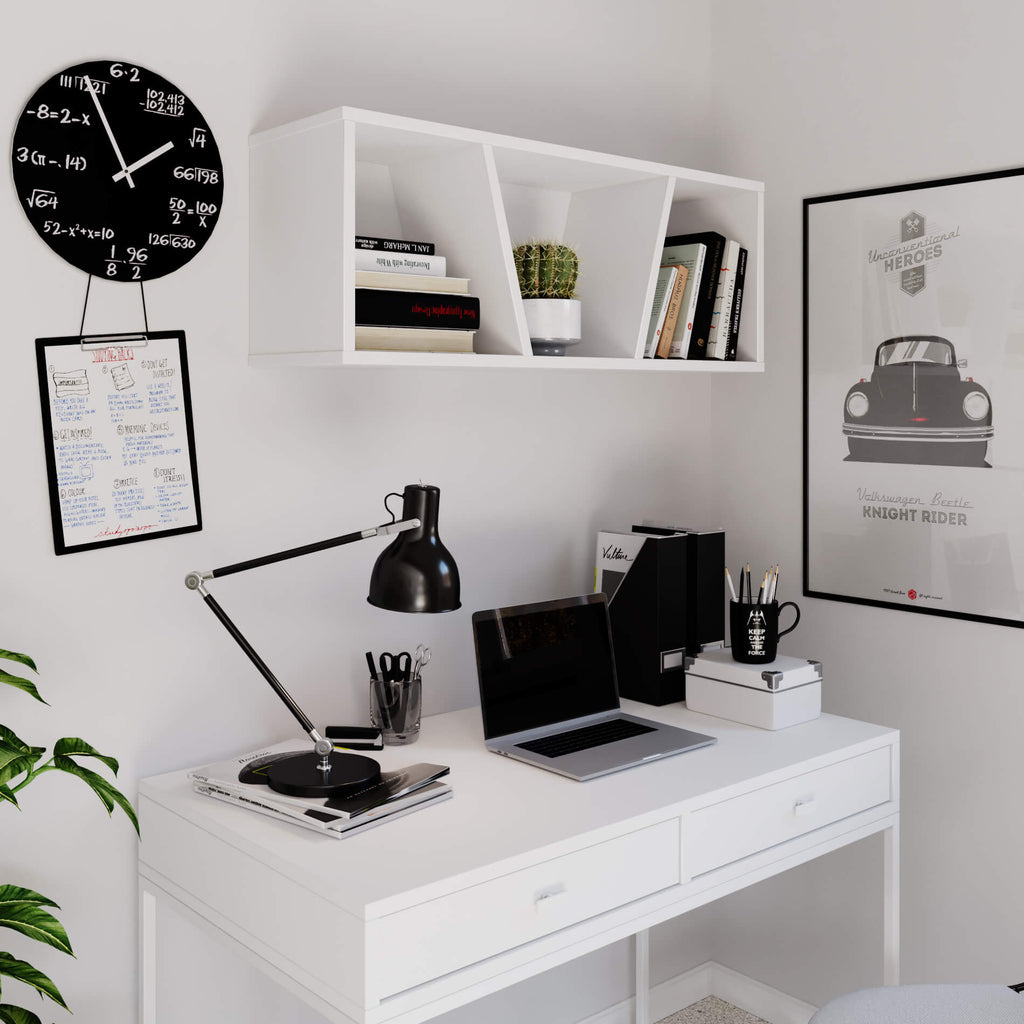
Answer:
[77,274,151,349]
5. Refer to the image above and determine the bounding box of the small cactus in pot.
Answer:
[512,241,582,356]
[514,241,579,299]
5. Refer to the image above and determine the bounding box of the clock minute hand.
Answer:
[84,75,135,189]
[113,141,175,183]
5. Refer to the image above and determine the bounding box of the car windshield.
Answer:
[877,339,953,366]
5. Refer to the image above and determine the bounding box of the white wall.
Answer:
[1,3,724,1022]
[699,0,1024,1008]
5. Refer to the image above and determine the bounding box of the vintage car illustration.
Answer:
[843,335,992,466]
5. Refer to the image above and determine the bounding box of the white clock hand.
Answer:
[84,75,135,189]
[113,141,175,183]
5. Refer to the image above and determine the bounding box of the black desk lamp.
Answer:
[184,484,460,798]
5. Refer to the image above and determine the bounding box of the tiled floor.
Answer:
[657,995,771,1024]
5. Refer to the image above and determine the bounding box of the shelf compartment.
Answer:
[492,146,672,360]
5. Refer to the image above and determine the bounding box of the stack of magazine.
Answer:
[189,740,452,838]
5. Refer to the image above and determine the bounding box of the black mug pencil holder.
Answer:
[729,600,800,663]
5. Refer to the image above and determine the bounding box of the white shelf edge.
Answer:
[251,106,764,196]
[248,351,766,372]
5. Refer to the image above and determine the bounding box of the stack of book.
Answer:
[354,235,479,353]
[189,740,452,838]
[645,231,747,360]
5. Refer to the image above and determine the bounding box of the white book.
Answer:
[194,781,452,837]
[663,242,706,358]
[354,326,474,353]
[644,265,677,357]
[706,240,741,358]
[354,270,470,294]
[353,250,447,276]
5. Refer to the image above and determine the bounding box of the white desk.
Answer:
[138,702,900,1024]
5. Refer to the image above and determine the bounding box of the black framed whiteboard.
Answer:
[36,330,202,554]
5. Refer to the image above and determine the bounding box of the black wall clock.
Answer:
[12,59,223,282]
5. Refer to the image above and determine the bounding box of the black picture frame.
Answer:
[36,330,202,555]
[804,166,1024,628]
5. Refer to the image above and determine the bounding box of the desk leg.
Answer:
[139,879,157,1024]
[883,820,900,986]
[635,928,650,1024]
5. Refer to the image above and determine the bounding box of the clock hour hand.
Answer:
[113,141,175,183]
[84,75,135,189]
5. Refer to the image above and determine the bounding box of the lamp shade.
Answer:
[368,484,461,613]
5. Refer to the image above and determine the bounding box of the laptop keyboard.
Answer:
[515,718,656,759]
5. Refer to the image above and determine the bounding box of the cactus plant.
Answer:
[513,241,579,299]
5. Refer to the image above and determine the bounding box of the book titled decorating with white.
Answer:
[189,740,452,838]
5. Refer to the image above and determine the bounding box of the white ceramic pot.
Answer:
[522,298,582,356]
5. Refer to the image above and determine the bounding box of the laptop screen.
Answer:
[472,594,620,740]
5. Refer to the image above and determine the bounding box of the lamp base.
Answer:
[264,749,381,798]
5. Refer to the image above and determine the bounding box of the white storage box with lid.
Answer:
[685,650,822,730]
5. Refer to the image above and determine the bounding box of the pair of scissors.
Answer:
[379,651,411,683]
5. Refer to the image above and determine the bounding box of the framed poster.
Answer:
[804,167,1024,627]
[36,330,202,554]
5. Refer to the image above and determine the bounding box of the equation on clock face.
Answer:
[12,59,224,281]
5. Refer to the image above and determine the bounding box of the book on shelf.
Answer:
[189,741,453,836]
[654,264,690,359]
[354,326,474,353]
[355,270,469,294]
[355,235,435,255]
[662,231,726,359]
[354,250,448,276]
[355,288,480,331]
[723,246,748,361]
[644,265,678,358]
[661,242,705,359]
[706,239,741,359]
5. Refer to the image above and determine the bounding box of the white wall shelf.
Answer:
[250,107,765,372]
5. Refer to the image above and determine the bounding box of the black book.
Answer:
[355,289,480,331]
[355,235,435,255]
[662,231,726,359]
[724,247,748,361]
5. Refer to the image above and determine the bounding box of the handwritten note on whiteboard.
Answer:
[36,331,202,555]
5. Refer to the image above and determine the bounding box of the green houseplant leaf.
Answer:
[0,654,43,706]
[51,755,139,836]
[0,1001,44,1024]
[0,888,72,957]
[52,737,119,777]
[0,675,44,706]
[0,952,68,1010]
[0,652,38,674]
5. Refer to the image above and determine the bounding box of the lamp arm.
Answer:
[183,517,420,753]
[186,517,420,585]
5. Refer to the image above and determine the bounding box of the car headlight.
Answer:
[846,391,870,418]
[963,391,990,421]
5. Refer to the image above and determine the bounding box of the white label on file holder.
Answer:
[662,649,685,671]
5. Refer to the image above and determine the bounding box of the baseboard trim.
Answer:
[575,961,817,1024]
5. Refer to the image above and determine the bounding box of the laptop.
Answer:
[471,593,716,781]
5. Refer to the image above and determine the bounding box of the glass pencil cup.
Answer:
[370,675,422,745]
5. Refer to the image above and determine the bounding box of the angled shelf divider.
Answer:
[249,107,764,371]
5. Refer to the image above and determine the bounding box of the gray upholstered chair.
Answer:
[810,983,1024,1023]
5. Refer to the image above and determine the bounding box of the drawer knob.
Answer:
[793,796,816,817]
[534,885,568,913]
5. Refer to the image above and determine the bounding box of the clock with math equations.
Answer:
[12,59,223,282]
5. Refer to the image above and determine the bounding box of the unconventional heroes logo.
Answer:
[866,210,960,296]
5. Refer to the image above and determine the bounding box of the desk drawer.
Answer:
[686,746,892,877]
[368,817,680,998]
